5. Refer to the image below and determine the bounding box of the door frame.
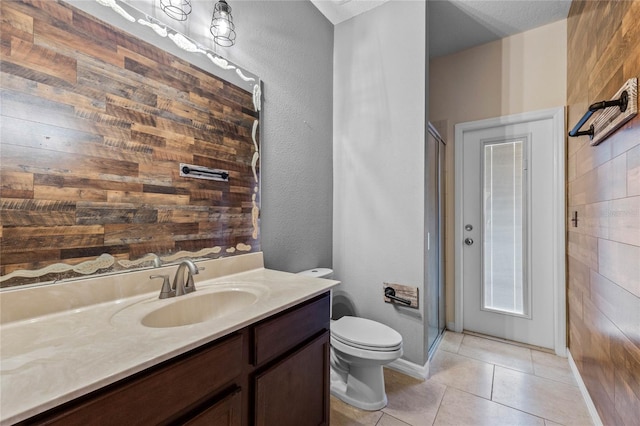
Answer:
[453,107,566,356]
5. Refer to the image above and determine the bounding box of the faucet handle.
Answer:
[150,274,174,299]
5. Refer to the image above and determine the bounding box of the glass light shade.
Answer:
[159,0,192,21]
[210,0,236,47]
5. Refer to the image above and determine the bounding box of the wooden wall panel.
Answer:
[567,1,640,424]
[0,0,260,287]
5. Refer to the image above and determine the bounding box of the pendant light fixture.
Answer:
[210,0,236,47]
[159,0,192,21]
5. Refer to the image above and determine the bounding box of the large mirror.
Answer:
[0,0,261,288]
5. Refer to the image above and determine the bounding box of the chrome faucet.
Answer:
[150,259,201,299]
[172,259,200,297]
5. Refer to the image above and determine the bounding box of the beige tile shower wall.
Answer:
[429,19,567,326]
[566,1,640,424]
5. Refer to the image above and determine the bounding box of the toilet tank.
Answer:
[297,268,333,279]
[297,268,334,318]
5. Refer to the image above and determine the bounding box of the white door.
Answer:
[455,110,564,350]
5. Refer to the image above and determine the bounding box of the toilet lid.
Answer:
[331,316,402,350]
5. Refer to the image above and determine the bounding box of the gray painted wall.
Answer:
[69,0,334,274]
[333,1,427,365]
[227,1,334,274]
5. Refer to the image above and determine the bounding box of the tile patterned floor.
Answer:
[330,331,593,426]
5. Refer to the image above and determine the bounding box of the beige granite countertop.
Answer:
[0,253,338,425]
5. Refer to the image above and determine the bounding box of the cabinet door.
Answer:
[254,331,330,426]
[183,389,242,426]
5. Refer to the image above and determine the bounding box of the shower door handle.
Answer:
[464,238,474,246]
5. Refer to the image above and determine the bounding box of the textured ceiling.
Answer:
[310,0,572,58]
[429,0,572,58]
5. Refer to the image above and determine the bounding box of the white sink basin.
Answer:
[142,290,259,328]
[111,282,269,328]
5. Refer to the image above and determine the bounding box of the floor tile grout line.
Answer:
[429,383,449,426]
[376,411,412,426]
[441,339,576,387]
[459,336,536,357]
[453,351,535,375]
[490,363,495,401]
[491,366,590,424]
[489,398,555,424]
[458,333,564,372]
[437,371,565,425]
[440,385,556,425]
[438,345,536,377]
[461,330,555,354]
[530,367,579,387]
[528,344,535,371]
[492,363,581,389]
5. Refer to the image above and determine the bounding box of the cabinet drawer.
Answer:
[27,334,243,425]
[253,292,330,366]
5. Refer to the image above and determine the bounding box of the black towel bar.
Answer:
[568,91,628,138]
[181,166,229,180]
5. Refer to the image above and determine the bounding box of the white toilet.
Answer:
[298,268,403,411]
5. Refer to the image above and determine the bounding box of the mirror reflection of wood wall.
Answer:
[0,0,260,287]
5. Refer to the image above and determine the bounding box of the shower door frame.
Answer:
[426,123,447,357]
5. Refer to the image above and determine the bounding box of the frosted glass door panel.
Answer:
[482,140,527,316]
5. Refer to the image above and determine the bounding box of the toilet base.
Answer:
[330,386,388,411]
[330,364,388,411]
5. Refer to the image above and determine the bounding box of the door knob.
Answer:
[464,238,474,246]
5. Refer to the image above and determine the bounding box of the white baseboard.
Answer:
[447,322,458,332]
[387,357,429,380]
[567,348,603,426]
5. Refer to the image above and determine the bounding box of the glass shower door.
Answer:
[426,124,446,355]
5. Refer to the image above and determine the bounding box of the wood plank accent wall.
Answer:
[0,0,260,287]
[567,1,640,424]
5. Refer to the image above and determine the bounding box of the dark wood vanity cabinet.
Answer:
[252,294,331,426]
[20,292,330,426]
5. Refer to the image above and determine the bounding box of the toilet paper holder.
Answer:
[383,283,418,308]
[384,287,411,305]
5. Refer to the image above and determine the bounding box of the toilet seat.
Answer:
[331,316,402,351]
[332,334,401,352]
